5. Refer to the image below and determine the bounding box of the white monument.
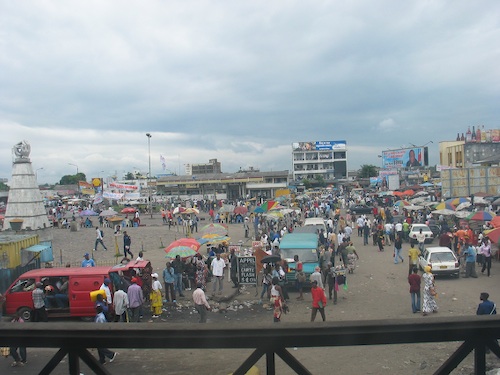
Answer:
[3,141,52,240]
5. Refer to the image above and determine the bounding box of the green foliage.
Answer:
[125,172,135,180]
[302,179,312,190]
[0,182,9,191]
[60,172,87,185]
[314,174,326,187]
[358,164,378,178]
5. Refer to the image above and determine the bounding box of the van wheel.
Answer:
[18,307,32,321]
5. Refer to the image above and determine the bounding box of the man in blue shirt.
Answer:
[477,292,496,315]
[95,305,118,364]
[463,242,478,278]
[82,253,95,267]
[163,262,176,303]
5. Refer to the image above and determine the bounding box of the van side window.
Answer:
[10,278,36,293]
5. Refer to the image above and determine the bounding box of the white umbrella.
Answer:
[455,211,471,219]
[406,205,423,211]
[455,202,471,211]
[99,209,118,217]
[431,209,456,216]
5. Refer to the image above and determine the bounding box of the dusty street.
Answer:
[2,212,500,374]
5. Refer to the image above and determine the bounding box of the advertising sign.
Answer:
[292,140,347,151]
[237,256,257,285]
[381,147,428,169]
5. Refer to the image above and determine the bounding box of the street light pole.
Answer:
[35,167,43,180]
[68,163,79,174]
[146,133,152,218]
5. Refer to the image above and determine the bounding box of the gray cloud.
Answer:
[1,1,499,183]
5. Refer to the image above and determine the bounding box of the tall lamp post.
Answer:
[146,133,152,218]
[35,167,43,181]
[68,163,79,174]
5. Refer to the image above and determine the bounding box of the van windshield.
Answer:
[281,248,318,263]
[10,278,36,293]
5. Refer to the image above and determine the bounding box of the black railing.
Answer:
[1,316,500,375]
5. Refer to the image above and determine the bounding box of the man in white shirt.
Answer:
[211,253,226,295]
[99,278,112,306]
[113,287,129,322]
[415,229,426,252]
[356,216,365,237]
[384,222,394,246]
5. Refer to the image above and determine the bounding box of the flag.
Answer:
[160,154,166,171]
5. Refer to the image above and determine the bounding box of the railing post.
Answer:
[68,349,80,375]
[266,350,275,375]
[474,343,486,375]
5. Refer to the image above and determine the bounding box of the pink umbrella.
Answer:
[234,206,248,215]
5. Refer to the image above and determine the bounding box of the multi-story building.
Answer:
[292,141,347,181]
[439,127,500,169]
[185,159,222,175]
[156,170,290,201]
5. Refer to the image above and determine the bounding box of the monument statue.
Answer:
[13,140,31,159]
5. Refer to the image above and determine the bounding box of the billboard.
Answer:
[381,147,428,169]
[292,140,346,151]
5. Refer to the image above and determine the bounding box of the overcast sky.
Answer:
[1,1,499,184]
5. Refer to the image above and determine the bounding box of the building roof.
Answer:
[157,170,290,184]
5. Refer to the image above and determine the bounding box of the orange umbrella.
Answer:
[484,227,500,244]
[393,191,405,197]
[490,216,500,228]
[403,190,415,196]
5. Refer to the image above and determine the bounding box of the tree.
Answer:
[314,175,326,187]
[125,172,135,180]
[0,182,9,191]
[358,165,378,178]
[59,172,87,185]
[302,179,312,190]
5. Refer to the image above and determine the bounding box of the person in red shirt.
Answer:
[310,280,327,322]
[408,267,421,313]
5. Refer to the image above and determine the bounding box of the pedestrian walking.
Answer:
[408,243,420,275]
[310,280,327,322]
[394,234,404,264]
[94,305,118,364]
[422,266,438,316]
[9,312,27,367]
[479,237,492,277]
[123,231,133,258]
[193,283,211,323]
[408,267,421,313]
[94,227,107,251]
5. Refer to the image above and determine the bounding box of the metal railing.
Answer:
[1,315,500,375]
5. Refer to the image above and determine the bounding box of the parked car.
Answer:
[418,246,459,277]
[428,223,442,238]
[348,205,373,215]
[409,224,434,244]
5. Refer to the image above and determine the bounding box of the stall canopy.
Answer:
[22,242,54,264]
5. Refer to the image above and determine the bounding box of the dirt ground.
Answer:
[2,212,500,374]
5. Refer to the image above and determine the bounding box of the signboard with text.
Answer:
[237,256,257,285]
[292,140,347,151]
[381,147,428,169]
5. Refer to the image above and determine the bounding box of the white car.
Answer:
[409,224,434,244]
[418,246,459,277]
